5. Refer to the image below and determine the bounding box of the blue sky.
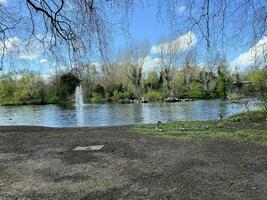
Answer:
[0,0,266,75]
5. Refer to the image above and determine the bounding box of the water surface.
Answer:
[0,99,257,127]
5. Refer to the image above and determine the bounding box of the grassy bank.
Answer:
[132,110,267,145]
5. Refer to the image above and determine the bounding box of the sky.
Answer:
[0,0,266,76]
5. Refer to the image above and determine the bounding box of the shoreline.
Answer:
[0,97,250,106]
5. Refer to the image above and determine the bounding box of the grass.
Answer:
[132,110,267,145]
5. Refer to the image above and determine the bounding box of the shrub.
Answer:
[93,84,105,97]
[145,90,163,101]
[112,90,133,102]
[105,83,124,97]
[91,95,104,103]
[58,73,80,103]
[0,73,48,105]
[187,82,203,99]
[144,71,159,90]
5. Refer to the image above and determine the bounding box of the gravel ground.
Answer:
[0,125,266,200]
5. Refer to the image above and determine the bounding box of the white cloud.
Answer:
[18,41,44,60]
[142,56,161,73]
[231,36,267,71]
[177,5,186,14]
[40,59,48,63]
[0,37,44,60]
[0,37,21,53]
[151,31,197,54]
[0,0,7,5]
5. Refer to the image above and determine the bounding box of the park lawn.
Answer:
[132,110,267,145]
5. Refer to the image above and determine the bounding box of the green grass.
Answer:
[132,110,267,145]
[228,110,267,122]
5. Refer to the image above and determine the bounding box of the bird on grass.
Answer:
[156,121,163,132]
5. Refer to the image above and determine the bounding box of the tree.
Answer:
[156,37,181,96]
[216,74,227,99]
[145,71,159,90]
[1,1,266,70]
[0,0,133,68]
[249,69,267,110]
[216,61,229,99]
[58,73,80,103]
[125,42,149,99]
[159,0,266,51]
[0,72,47,105]
[187,82,203,99]
[198,69,216,97]
[93,84,105,97]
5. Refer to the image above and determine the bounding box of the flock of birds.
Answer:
[155,114,225,132]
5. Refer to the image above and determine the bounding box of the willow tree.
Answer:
[0,0,133,69]
[0,0,266,70]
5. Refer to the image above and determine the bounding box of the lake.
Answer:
[0,99,258,127]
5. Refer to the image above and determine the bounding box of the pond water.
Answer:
[0,99,258,127]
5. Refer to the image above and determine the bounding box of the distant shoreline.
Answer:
[0,97,251,107]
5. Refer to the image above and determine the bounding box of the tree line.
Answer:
[0,63,266,107]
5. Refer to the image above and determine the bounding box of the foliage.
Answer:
[145,90,164,101]
[0,72,82,105]
[187,82,203,98]
[0,64,266,105]
[90,95,103,103]
[144,71,159,90]
[93,84,105,97]
[112,90,133,102]
[58,73,80,103]
[0,73,47,105]
[249,70,267,90]
[216,74,227,99]
[249,69,267,109]
[172,75,187,97]
[128,64,143,99]
[105,83,124,97]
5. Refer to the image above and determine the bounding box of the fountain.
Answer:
[75,85,84,107]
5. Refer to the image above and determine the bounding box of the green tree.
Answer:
[93,84,105,97]
[249,69,267,110]
[0,73,18,105]
[0,72,47,105]
[127,64,143,99]
[144,71,159,90]
[58,73,80,103]
[216,75,227,99]
[187,82,203,98]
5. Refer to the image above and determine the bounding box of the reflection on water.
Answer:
[0,99,258,127]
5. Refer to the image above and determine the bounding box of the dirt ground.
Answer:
[0,125,266,200]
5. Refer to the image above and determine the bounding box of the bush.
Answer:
[58,73,80,103]
[145,90,163,101]
[144,71,159,90]
[112,90,132,102]
[91,95,104,103]
[187,82,203,99]
[105,83,124,97]
[0,73,48,105]
[93,84,105,97]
